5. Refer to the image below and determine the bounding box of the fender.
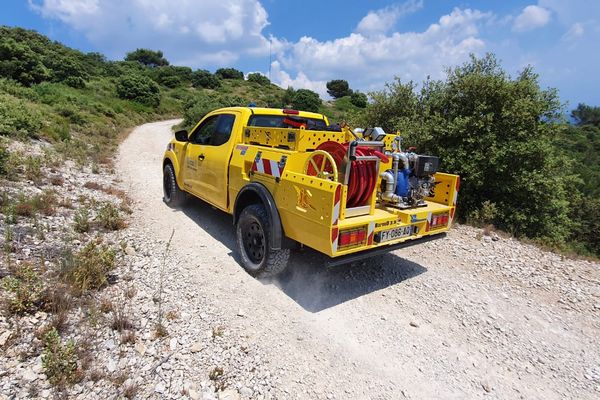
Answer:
[233,182,284,250]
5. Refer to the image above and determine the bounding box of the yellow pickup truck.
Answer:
[163,107,459,277]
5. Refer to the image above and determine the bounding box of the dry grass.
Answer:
[122,383,139,399]
[120,330,136,345]
[83,181,102,190]
[50,175,64,186]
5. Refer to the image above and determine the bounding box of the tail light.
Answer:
[338,228,367,248]
[282,109,300,115]
[431,213,449,229]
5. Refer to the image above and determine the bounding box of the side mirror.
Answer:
[175,129,189,142]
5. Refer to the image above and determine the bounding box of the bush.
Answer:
[192,70,221,89]
[42,328,80,386]
[350,91,368,108]
[116,74,160,107]
[0,145,8,175]
[247,73,270,86]
[73,207,91,233]
[0,94,43,138]
[0,36,51,86]
[97,202,126,230]
[215,67,244,80]
[1,264,44,315]
[60,242,115,293]
[64,76,86,89]
[362,53,570,242]
[291,89,321,112]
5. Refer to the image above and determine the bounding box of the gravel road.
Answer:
[116,120,600,399]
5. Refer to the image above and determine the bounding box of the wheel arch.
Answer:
[233,183,284,250]
[163,156,182,189]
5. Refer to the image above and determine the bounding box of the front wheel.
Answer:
[163,164,186,207]
[236,204,290,278]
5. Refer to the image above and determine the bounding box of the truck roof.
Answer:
[213,106,327,121]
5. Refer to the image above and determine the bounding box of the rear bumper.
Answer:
[326,232,446,267]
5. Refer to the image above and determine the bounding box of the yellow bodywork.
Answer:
[164,107,459,258]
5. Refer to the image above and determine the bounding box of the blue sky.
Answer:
[1,0,598,109]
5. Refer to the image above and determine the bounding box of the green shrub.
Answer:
[350,91,368,108]
[60,242,116,293]
[215,67,244,80]
[362,53,570,243]
[0,144,8,175]
[192,69,221,89]
[291,89,321,112]
[42,328,80,386]
[97,202,126,230]
[73,207,91,233]
[247,73,270,86]
[64,76,86,89]
[116,74,160,107]
[0,36,51,86]
[1,264,44,315]
[0,94,43,138]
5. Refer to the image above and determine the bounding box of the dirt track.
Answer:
[116,119,600,399]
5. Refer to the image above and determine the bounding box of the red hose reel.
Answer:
[306,141,388,208]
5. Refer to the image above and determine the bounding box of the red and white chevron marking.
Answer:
[367,221,375,245]
[425,211,433,232]
[251,158,284,179]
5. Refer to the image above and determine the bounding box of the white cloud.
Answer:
[28,0,270,66]
[355,0,423,35]
[562,22,585,42]
[270,8,489,98]
[269,61,328,98]
[513,5,551,32]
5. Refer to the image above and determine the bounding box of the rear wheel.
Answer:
[236,204,289,278]
[163,164,186,207]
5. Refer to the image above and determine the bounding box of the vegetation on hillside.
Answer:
[359,54,599,257]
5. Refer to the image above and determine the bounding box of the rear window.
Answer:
[248,115,327,130]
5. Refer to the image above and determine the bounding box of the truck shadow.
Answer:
[264,250,426,312]
[180,197,427,313]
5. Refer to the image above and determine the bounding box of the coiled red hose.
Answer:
[313,141,387,207]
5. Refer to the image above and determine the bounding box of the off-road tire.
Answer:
[163,164,186,207]
[236,204,290,278]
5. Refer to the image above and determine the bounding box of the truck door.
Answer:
[183,112,240,210]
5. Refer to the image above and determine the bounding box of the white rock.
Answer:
[134,342,146,356]
[190,342,203,353]
[0,331,11,346]
[155,382,166,393]
[22,369,39,382]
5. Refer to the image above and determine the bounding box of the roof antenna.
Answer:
[268,36,272,82]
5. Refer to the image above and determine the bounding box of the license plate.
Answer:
[375,225,414,243]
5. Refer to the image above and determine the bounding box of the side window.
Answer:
[210,114,236,146]
[190,114,236,146]
[190,115,219,144]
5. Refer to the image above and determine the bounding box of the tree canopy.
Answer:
[326,79,352,98]
[124,49,169,68]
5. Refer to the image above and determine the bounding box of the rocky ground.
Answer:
[1,120,599,399]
